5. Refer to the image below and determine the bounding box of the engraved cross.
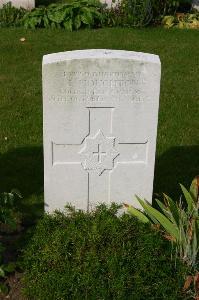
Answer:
[52,107,148,210]
[93,144,107,163]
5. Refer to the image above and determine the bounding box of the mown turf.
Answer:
[0,27,198,223]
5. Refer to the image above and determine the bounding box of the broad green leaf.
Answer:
[162,15,175,27]
[155,198,168,213]
[80,8,93,25]
[190,176,199,202]
[63,19,73,31]
[137,198,180,241]
[136,196,159,224]
[25,16,41,29]
[155,199,174,222]
[63,7,73,18]
[164,194,180,225]
[180,184,194,213]
[127,205,150,224]
[74,14,81,29]
[47,9,67,23]
[71,2,81,9]
[26,7,44,17]
[29,20,36,29]
[43,14,50,28]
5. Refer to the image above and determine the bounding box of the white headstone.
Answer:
[43,49,161,212]
[100,0,120,8]
[0,0,35,9]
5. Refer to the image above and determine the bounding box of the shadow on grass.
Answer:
[0,145,198,224]
[0,146,44,225]
[154,145,199,200]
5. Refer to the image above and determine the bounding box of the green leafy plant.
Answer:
[126,177,199,269]
[103,0,192,27]
[162,13,199,28]
[104,0,189,28]
[103,0,153,27]
[122,0,153,27]
[22,0,104,30]
[0,2,26,27]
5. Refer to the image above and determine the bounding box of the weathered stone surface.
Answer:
[0,0,35,9]
[43,49,161,212]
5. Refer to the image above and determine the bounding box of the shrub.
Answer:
[162,13,199,28]
[103,0,192,27]
[120,0,152,27]
[22,0,104,30]
[0,0,193,28]
[103,0,153,27]
[22,204,188,300]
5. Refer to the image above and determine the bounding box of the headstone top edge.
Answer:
[42,49,160,66]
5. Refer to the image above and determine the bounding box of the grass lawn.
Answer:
[0,27,198,224]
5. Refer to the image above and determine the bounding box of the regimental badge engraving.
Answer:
[79,130,119,175]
